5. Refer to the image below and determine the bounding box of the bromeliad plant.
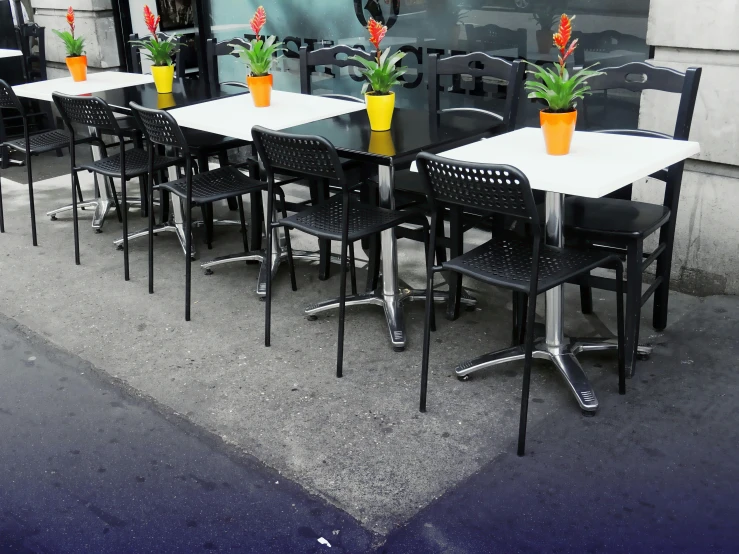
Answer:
[53,7,85,57]
[235,6,284,77]
[129,6,179,67]
[524,14,603,112]
[350,18,407,96]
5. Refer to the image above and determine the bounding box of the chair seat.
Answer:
[78,148,179,178]
[280,196,422,241]
[4,130,72,155]
[443,233,618,294]
[182,128,248,154]
[156,165,264,204]
[565,197,671,239]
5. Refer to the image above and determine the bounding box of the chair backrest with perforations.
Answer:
[252,126,346,185]
[299,44,375,99]
[0,79,24,113]
[428,53,524,132]
[416,152,538,226]
[129,102,189,155]
[52,93,120,135]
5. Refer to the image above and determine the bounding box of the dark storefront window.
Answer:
[209,0,651,129]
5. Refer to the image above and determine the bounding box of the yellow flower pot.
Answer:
[151,65,175,94]
[365,92,395,132]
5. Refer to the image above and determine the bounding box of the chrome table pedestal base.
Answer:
[304,284,476,351]
[203,246,324,296]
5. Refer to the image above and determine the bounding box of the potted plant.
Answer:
[53,7,86,82]
[531,6,558,53]
[130,6,179,94]
[235,6,284,108]
[525,14,603,155]
[350,18,407,131]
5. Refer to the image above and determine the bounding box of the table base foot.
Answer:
[304,285,476,349]
[201,249,321,296]
[455,339,599,412]
[47,197,149,230]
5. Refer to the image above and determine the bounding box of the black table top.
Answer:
[92,78,248,114]
[280,108,502,167]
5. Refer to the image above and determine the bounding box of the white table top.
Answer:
[411,128,700,198]
[12,71,154,102]
[169,90,366,141]
[0,49,23,59]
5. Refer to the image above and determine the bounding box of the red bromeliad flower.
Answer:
[250,6,267,40]
[143,5,161,39]
[552,14,578,75]
[66,6,75,35]
[367,18,387,53]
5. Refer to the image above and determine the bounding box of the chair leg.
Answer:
[201,203,214,249]
[624,241,643,378]
[265,220,274,347]
[121,180,130,281]
[434,208,447,265]
[615,262,626,395]
[278,190,298,292]
[249,190,263,252]
[148,174,155,295]
[236,195,249,254]
[420,270,436,412]
[579,278,594,314]
[336,235,349,378]
[72,171,81,265]
[653,229,676,331]
[349,242,358,296]
[517,292,538,457]
[446,208,463,321]
[0,169,5,233]
[185,202,192,321]
[365,233,380,292]
[26,152,38,246]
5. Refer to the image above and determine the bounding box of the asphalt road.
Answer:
[2,292,739,552]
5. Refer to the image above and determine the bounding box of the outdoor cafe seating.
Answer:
[0,14,702,457]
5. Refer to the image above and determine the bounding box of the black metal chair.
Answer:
[253,126,429,378]
[130,102,273,321]
[416,152,626,456]
[130,33,252,244]
[0,80,100,245]
[388,52,525,319]
[565,62,702,377]
[52,93,179,278]
[2,23,59,169]
[298,43,378,281]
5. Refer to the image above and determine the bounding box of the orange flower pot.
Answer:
[66,55,87,82]
[540,109,577,156]
[247,74,273,107]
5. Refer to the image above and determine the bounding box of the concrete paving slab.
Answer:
[0,169,705,534]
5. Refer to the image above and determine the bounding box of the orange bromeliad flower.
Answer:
[367,18,387,52]
[143,5,160,38]
[250,6,267,39]
[552,14,572,52]
[66,6,75,34]
[552,14,578,75]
